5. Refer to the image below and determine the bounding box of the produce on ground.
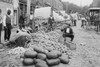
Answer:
[0,29,74,67]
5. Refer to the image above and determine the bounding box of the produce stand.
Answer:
[34,7,65,32]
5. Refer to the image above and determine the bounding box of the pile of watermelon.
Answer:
[22,46,70,67]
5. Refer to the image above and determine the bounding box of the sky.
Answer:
[62,0,93,7]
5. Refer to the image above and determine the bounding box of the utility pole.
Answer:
[80,0,82,14]
[27,0,31,24]
[13,0,19,26]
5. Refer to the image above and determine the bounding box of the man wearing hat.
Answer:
[3,10,12,42]
[61,23,74,42]
[48,15,55,31]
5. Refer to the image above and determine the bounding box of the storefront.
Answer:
[19,0,36,16]
[0,0,14,26]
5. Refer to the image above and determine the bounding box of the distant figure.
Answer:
[19,13,25,29]
[48,15,54,31]
[61,24,74,42]
[70,15,74,26]
[81,17,87,28]
[30,12,33,25]
[3,10,12,42]
[70,13,77,26]
[29,12,34,32]
[0,9,2,43]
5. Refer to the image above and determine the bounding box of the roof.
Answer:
[19,0,37,5]
[89,7,100,11]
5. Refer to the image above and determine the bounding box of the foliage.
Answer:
[62,2,89,14]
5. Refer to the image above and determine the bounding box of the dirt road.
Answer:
[69,20,100,67]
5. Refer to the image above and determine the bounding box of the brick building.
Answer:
[0,0,63,26]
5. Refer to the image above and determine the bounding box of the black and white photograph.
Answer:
[0,0,100,67]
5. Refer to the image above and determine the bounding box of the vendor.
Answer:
[48,15,55,31]
[61,23,74,43]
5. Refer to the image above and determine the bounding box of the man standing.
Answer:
[29,12,34,32]
[3,10,12,42]
[0,9,2,43]
[48,15,54,31]
[19,13,25,29]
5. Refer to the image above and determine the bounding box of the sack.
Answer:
[46,59,60,66]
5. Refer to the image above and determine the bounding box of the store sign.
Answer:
[13,0,19,9]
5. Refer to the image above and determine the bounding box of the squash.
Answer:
[24,51,37,58]
[58,63,67,67]
[34,47,45,53]
[46,52,58,59]
[46,59,60,66]
[23,58,34,66]
[37,53,47,60]
[34,59,46,64]
[35,61,48,67]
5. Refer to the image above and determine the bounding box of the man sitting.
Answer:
[61,23,74,42]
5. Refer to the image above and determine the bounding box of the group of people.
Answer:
[18,11,33,34]
[0,9,12,44]
[0,9,33,44]
[48,15,74,42]
[0,8,75,45]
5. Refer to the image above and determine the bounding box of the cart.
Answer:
[88,8,100,32]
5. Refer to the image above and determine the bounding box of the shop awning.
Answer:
[53,11,65,22]
[34,7,51,19]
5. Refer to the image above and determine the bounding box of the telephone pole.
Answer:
[27,0,31,24]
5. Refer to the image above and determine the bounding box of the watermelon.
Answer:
[23,58,34,66]
[46,59,60,66]
[37,53,47,60]
[34,47,45,53]
[24,51,37,58]
[46,52,58,59]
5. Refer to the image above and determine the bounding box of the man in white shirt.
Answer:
[0,9,2,43]
[29,12,34,32]
[61,23,74,42]
[3,10,12,42]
